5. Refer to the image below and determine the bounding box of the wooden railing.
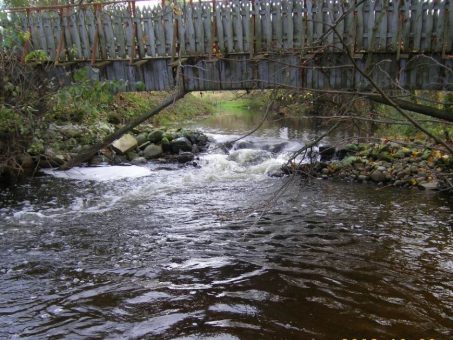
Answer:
[2,0,453,64]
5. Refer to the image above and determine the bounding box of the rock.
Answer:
[170,137,192,154]
[113,155,128,164]
[370,170,386,183]
[319,145,336,161]
[418,181,439,190]
[143,143,163,159]
[235,141,255,150]
[269,142,288,154]
[192,144,200,154]
[148,130,164,144]
[89,155,108,166]
[131,157,147,165]
[126,151,139,161]
[377,166,386,172]
[112,134,138,154]
[358,174,368,182]
[177,152,194,163]
[321,168,330,175]
[136,133,148,146]
[59,124,84,138]
[161,137,172,153]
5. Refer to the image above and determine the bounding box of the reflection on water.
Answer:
[0,104,453,339]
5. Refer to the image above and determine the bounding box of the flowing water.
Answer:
[1,107,453,339]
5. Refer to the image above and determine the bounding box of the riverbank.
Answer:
[284,141,453,192]
[0,91,215,184]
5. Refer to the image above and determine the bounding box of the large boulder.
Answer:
[148,130,164,144]
[177,152,195,163]
[370,170,386,183]
[143,143,163,159]
[170,137,192,154]
[112,134,138,154]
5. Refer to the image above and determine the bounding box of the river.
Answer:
[1,105,453,339]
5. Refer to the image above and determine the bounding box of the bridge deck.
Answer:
[2,0,453,91]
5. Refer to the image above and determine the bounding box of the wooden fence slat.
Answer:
[421,0,434,51]
[388,0,399,52]
[194,3,205,54]
[412,0,424,51]
[78,10,91,59]
[202,2,211,54]
[261,0,272,50]
[215,2,224,51]
[431,1,445,52]
[448,0,453,53]
[401,0,410,52]
[271,0,282,50]
[184,4,195,53]
[223,3,234,53]
[232,0,243,52]
[356,0,364,51]
[293,0,303,50]
[313,0,323,44]
[102,12,116,59]
[282,0,293,50]
[254,0,261,51]
[135,8,146,59]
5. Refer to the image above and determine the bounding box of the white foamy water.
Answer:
[42,165,152,181]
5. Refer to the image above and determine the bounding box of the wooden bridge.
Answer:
[2,0,453,91]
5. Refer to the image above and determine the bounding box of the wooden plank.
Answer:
[135,8,146,59]
[364,0,374,50]
[163,6,174,55]
[241,1,251,53]
[400,0,410,52]
[194,2,205,54]
[313,0,323,44]
[96,7,107,60]
[202,2,212,54]
[421,0,434,51]
[154,5,166,56]
[85,9,98,59]
[377,0,388,51]
[123,7,135,60]
[432,0,442,52]
[261,0,272,51]
[184,4,195,53]
[271,0,282,50]
[78,10,91,59]
[323,0,333,50]
[36,12,48,55]
[42,12,56,60]
[355,0,364,51]
[102,12,116,59]
[215,2,225,51]
[448,0,453,53]
[388,0,399,52]
[143,7,156,57]
[332,0,344,51]
[232,0,243,52]
[223,2,234,53]
[254,0,261,52]
[293,0,303,50]
[412,0,424,51]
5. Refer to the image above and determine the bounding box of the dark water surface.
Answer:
[1,109,453,339]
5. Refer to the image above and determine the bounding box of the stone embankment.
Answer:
[285,142,453,191]
[20,124,209,172]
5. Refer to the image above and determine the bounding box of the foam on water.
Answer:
[42,165,152,181]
